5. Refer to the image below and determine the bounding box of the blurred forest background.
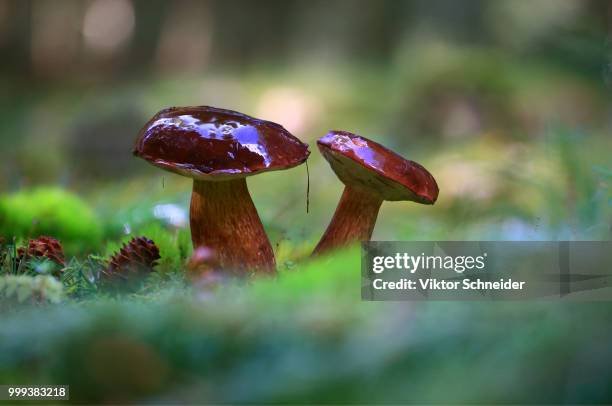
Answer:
[0,0,611,404]
[0,0,610,245]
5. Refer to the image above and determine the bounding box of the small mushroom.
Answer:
[187,246,217,277]
[313,131,439,255]
[134,106,310,272]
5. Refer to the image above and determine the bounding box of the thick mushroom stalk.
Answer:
[313,187,382,254]
[314,131,439,256]
[190,178,274,271]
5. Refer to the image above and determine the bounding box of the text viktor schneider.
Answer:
[372,278,526,291]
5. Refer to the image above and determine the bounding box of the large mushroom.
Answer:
[134,106,310,272]
[313,130,438,255]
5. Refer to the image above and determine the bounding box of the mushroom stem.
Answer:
[313,186,383,255]
[190,178,275,273]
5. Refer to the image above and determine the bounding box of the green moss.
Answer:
[0,275,64,309]
[0,187,102,254]
[249,246,361,304]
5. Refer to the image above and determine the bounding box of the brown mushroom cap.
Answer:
[134,106,310,180]
[317,131,439,204]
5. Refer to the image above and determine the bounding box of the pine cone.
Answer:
[101,236,160,287]
[16,236,66,272]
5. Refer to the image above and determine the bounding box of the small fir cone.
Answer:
[188,247,232,299]
[102,236,160,287]
[17,236,66,272]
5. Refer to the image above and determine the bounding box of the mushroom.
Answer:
[313,130,439,255]
[133,106,310,272]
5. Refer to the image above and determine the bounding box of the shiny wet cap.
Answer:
[134,106,310,180]
[317,131,439,204]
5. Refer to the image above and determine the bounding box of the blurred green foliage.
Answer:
[0,248,611,404]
